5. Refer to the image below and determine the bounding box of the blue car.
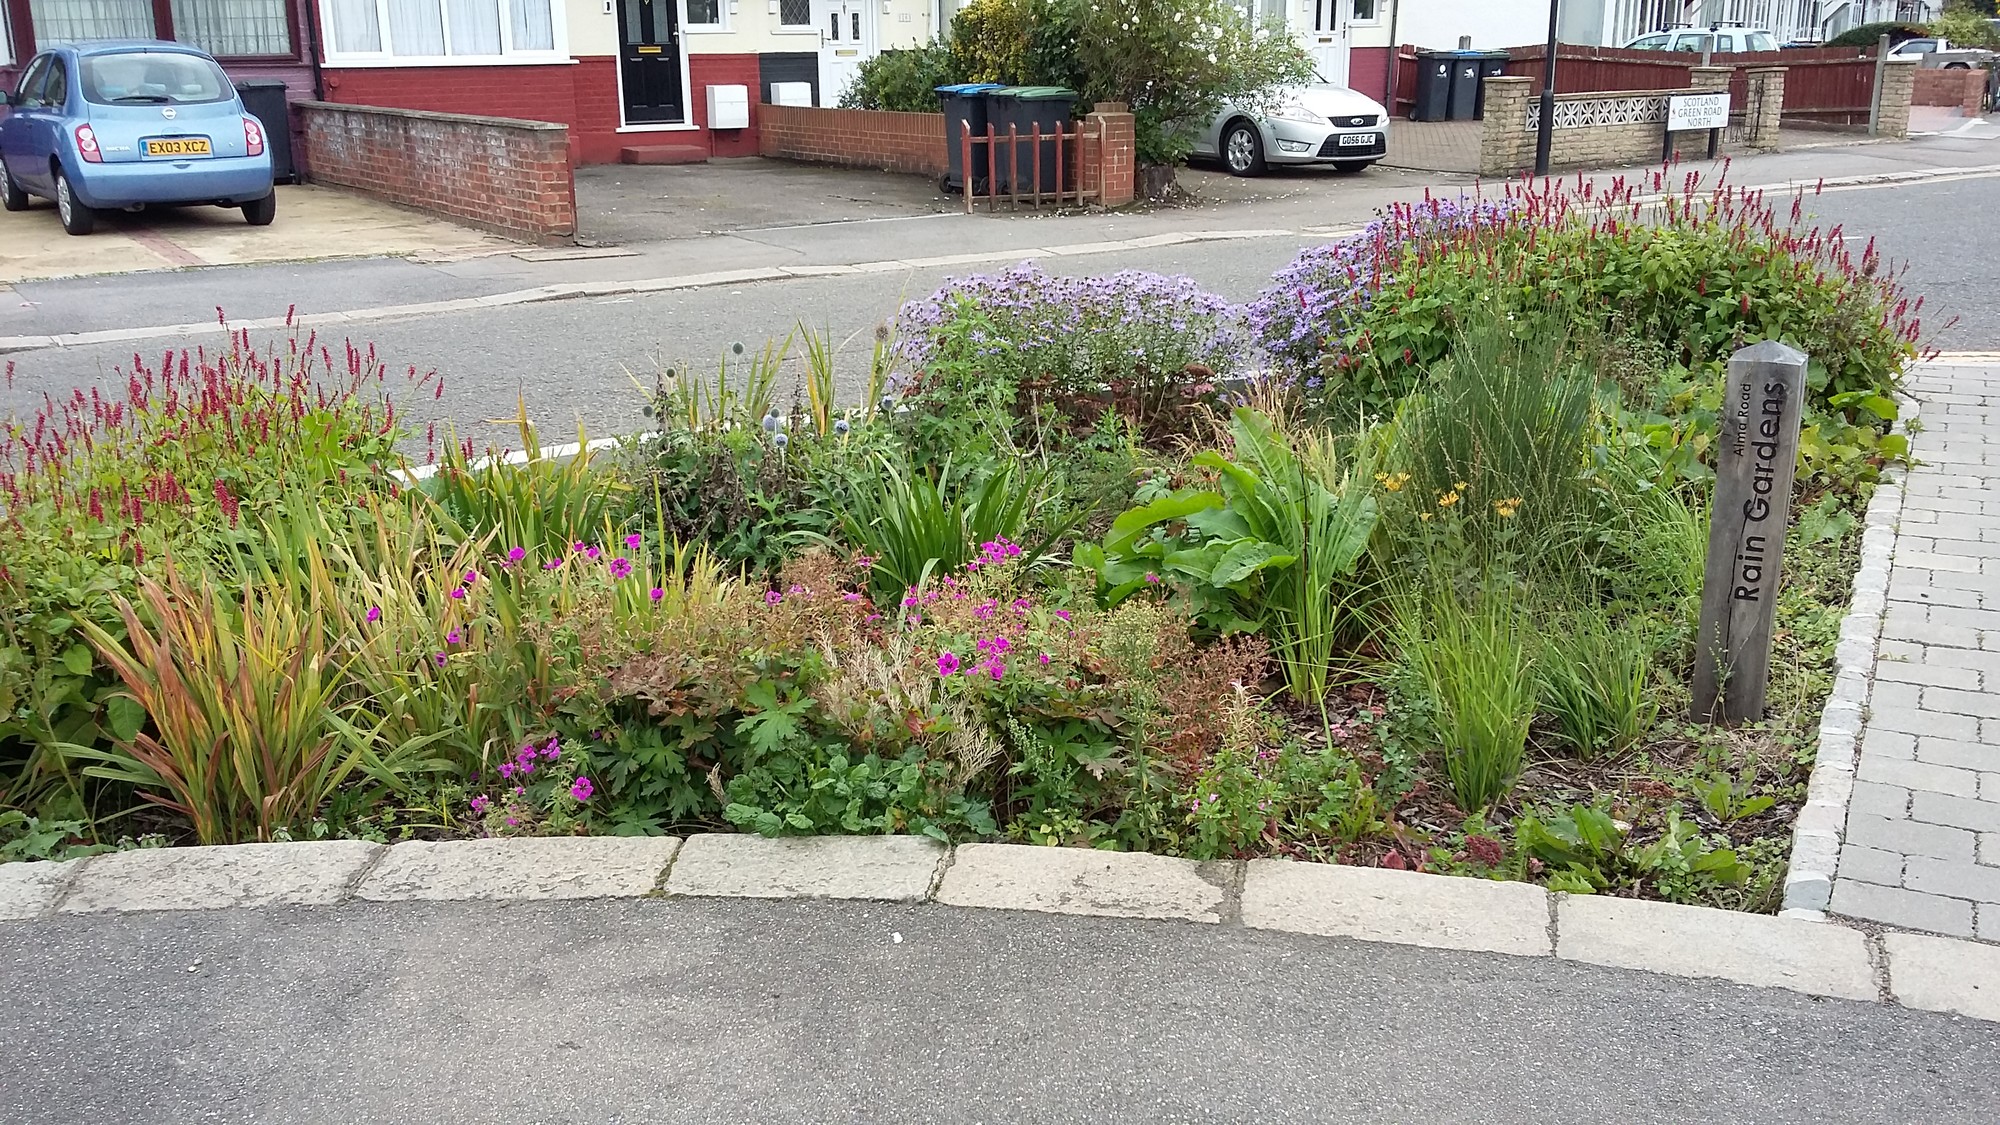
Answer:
[1,40,275,236]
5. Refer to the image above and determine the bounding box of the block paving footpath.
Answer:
[1829,361,2000,940]
[2,834,1997,1024]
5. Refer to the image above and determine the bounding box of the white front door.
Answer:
[814,0,876,107]
[1307,0,1349,86]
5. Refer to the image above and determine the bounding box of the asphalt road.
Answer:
[6,168,1997,445]
[0,896,1993,1125]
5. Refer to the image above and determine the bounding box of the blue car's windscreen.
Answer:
[81,52,232,106]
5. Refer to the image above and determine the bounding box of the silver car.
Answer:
[1195,83,1391,176]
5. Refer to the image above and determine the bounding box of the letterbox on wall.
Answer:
[707,85,751,130]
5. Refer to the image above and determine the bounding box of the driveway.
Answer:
[575,157,957,245]
[0,183,510,284]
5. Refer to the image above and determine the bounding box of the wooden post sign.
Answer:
[1693,341,1807,725]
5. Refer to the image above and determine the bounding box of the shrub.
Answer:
[0,331,421,813]
[1390,577,1536,813]
[842,43,960,112]
[1824,21,1930,48]
[892,264,1245,441]
[1081,408,1379,702]
[1055,0,1311,164]
[948,0,1037,83]
[1538,613,1656,760]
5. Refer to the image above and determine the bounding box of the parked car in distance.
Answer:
[1623,27,1779,52]
[1195,84,1390,177]
[1,40,275,236]
[1886,37,1997,69]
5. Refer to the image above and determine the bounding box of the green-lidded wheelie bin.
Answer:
[986,86,1078,195]
[935,82,1006,192]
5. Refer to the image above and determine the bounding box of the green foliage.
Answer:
[1516,804,1748,900]
[841,43,960,111]
[1932,8,2000,46]
[947,0,1037,82]
[839,454,1071,598]
[1081,408,1378,701]
[425,403,625,560]
[1824,21,1930,47]
[1390,578,1536,813]
[0,810,117,862]
[1055,0,1311,164]
[1539,613,1657,760]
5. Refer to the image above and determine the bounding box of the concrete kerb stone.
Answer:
[0,856,92,921]
[1884,930,2000,1021]
[935,842,1227,923]
[1782,392,1918,916]
[665,834,945,902]
[1240,859,1552,957]
[354,836,682,902]
[1558,895,1876,1001]
[57,841,382,914]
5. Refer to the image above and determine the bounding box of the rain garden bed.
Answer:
[0,171,1931,912]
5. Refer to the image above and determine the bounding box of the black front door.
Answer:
[619,0,685,124]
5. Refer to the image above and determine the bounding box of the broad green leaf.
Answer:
[1103,489,1223,555]
[61,645,93,677]
[1210,540,1297,587]
[105,695,146,742]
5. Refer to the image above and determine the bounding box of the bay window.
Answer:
[321,0,565,62]
[25,0,296,58]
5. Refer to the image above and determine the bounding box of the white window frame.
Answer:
[684,0,727,32]
[319,0,573,67]
[1,13,13,66]
[773,0,815,35]
[1348,0,1380,26]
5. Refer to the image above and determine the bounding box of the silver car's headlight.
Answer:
[1270,104,1328,125]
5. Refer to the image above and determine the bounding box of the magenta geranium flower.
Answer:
[609,557,634,579]
[625,533,643,549]
[570,776,595,802]
[649,587,664,602]
[937,652,960,676]
[365,606,381,623]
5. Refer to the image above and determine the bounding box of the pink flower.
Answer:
[507,547,526,563]
[543,558,564,570]
[765,591,784,606]
[543,738,560,760]
[586,545,601,560]
[1039,652,1051,665]
[365,606,381,623]
[446,629,462,645]
[937,652,960,676]
[433,652,447,667]
[570,776,595,802]
[609,557,634,579]
[1054,609,1071,622]
[624,533,642,549]
[499,762,515,779]
[650,587,665,602]
[1144,573,1161,585]
[463,570,478,584]
[469,795,488,814]
[505,816,520,827]
[572,540,587,553]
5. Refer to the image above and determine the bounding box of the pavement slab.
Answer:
[1885,930,2000,1021]
[1240,859,1552,956]
[934,842,1227,922]
[1832,363,2000,935]
[665,833,945,901]
[354,836,680,902]
[1557,896,1877,1001]
[57,841,380,914]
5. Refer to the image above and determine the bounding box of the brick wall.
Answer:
[296,101,575,244]
[758,104,950,175]
[1479,72,1788,177]
[689,55,763,159]
[1911,65,1986,116]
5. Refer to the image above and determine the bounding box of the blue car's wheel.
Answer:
[242,191,276,226]
[1,167,26,212]
[55,168,95,236]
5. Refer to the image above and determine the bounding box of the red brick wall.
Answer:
[296,100,575,243]
[320,57,757,165]
[689,54,762,158]
[1912,67,1986,115]
[758,104,950,174]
